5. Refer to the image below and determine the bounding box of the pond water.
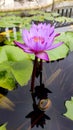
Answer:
[0,51,73,130]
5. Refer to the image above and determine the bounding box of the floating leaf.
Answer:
[64,32,73,51]
[55,16,73,23]
[51,12,60,17]
[64,97,73,120]
[0,59,33,87]
[0,16,22,27]
[55,31,73,51]
[27,10,44,15]
[0,45,33,90]
[0,47,8,63]
[48,44,69,61]
[2,45,29,61]
[47,34,70,61]
[0,10,73,28]
[31,15,44,22]
[0,21,15,28]
[44,13,54,21]
[0,70,16,90]
[0,123,7,130]
[9,60,33,86]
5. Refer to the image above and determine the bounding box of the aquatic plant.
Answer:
[14,23,64,92]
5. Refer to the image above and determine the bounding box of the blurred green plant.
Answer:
[0,123,7,130]
[64,97,73,120]
[0,10,73,28]
[0,45,33,90]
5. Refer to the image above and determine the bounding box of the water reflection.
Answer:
[0,93,15,111]
[0,87,15,111]
[26,92,50,129]
[34,84,52,100]
[26,67,51,129]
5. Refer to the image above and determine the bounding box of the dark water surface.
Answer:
[0,52,73,130]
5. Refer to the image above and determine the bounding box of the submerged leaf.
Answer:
[64,97,73,120]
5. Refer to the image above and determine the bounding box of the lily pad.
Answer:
[64,97,73,120]
[64,32,73,51]
[44,13,54,21]
[27,10,44,15]
[0,45,33,90]
[0,21,15,28]
[48,44,69,61]
[0,47,8,63]
[9,60,33,86]
[2,45,28,61]
[31,15,44,22]
[0,16,22,27]
[0,123,7,130]
[0,70,15,90]
[55,31,73,51]
[55,16,73,23]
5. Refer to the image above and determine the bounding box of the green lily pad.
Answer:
[48,44,69,61]
[0,21,15,28]
[27,10,44,15]
[0,70,15,90]
[0,16,22,27]
[0,45,33,90]
[51,12,60,17]
[55,31,73,51]
[55,16,73,23]
[3,45,28,61]
[0,59,33,88]
[31,15,44,22]
[9,60,33,86]
[0,123,7,130]
[64,32,73,51]
[44,13,54,21]
[0,47,8,63]
[64,97,73,120]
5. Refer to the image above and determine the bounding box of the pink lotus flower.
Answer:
[14,23,63,61]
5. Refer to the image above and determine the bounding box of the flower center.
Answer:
[33,36,44,44]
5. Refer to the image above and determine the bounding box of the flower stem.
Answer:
[31,56,38,93]
[40,59,42,85]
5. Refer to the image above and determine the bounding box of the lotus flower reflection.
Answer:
[14,23,63,61]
